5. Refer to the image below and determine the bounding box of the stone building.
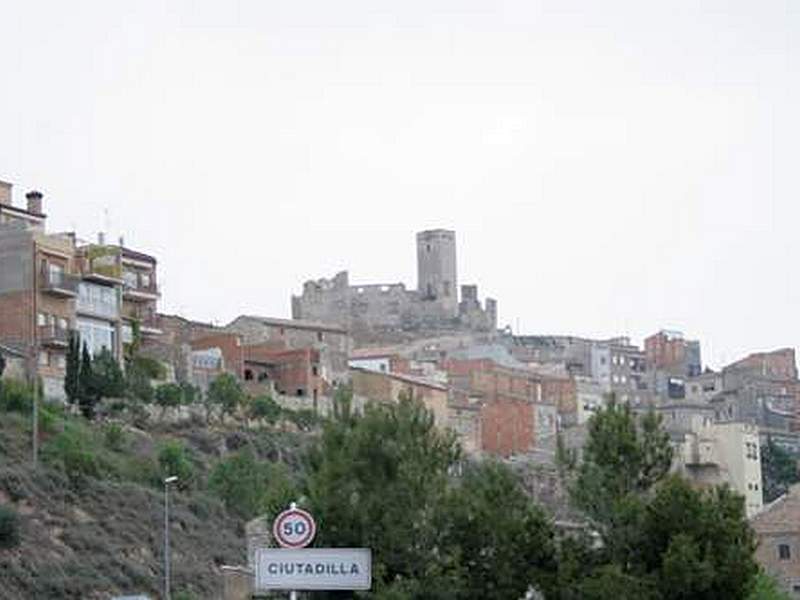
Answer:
[224,315,350,385]
[752,485,800,597]
[710,348,800,434]
[291,229,497,338]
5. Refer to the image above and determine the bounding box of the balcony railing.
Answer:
[40,270,80,297]
[38,324,69,347]
[123,280,160,301]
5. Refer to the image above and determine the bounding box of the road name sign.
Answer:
[273,506,317,549]
[255,548,372,591]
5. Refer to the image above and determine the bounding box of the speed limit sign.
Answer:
[273,504,317,549]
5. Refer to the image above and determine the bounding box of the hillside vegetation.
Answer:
[0,379,311,600]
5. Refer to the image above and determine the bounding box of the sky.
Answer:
[0,0,798,368]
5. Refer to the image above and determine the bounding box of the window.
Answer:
[58,317,68,330]
[244,369,254,381]
[317,331,323,342]
[38,351,49,366]
[55,354,66,369]
[123,270,138,288]
[76,317,116,356]
[77,282,119,319]
[779,544,791,560]
[37,312,47,326]
[296,388,304,397]
[311,366,318,376]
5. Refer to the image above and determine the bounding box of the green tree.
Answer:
[747,571,793,600]
[569,400,672,567]
[209,447,295,519]
[90,348,126,398]
[64,331,81,406]
[78,342,96,419]
[206,373,244,422]
[155,383,184,412]
[305,396,462,598]
[440,461,558,600]
[157,440,195,489]
[558,400,759,599]
[641,477,759,600]
[761,438,799,502]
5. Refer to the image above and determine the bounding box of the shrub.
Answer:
[209,448,296,519]
[0,379,33,414]
[207,374,244,421]
[103,423,126,452]
[284,408,320,431]
[157,440,195,488]
[249,395,282,426]
[44,424,100,487]
[0,505,21,549]
[155,383,184,410]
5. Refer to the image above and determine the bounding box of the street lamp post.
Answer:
[164,476,178,600]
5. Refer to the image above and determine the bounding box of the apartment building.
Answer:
[0,179,161,400]
[676,419,764,517]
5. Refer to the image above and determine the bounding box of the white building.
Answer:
[676,419,764,517]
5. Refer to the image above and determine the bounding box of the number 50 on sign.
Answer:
[273,506,317,549]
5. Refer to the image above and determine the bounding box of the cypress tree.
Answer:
[64,332,81,405]
[79,342,96,419]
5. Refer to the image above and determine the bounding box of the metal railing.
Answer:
[40,269,80,295]
[38,324,69,346]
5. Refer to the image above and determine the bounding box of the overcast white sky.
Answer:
[1,1,798,367]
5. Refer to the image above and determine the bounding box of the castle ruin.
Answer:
[292,229,497,336]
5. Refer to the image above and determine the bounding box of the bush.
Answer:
[284,408,320,431]
[249,395,282,426]
[0,504,21,549]
[209,448,296,519]
[103,423,126,452]
[157,440,195,488]
[155,383,184,410]
[44,424,101,487]
[0,379,33,414]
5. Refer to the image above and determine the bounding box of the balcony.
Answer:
[40,270,79,298]
[123,280,160,302]
[38,324,69,348]
[79,254,123,285]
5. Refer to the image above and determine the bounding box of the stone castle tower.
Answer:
[416,229,458,318]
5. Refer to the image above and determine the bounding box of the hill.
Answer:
[0,400,311,600]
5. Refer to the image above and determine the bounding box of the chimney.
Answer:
[98,232,105,246]
[118,235,125,248]
[0,180,11,206]
[26,190,43,215]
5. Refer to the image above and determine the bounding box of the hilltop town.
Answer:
[1,178,799,597]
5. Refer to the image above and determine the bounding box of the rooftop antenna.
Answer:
[103,207,111,240]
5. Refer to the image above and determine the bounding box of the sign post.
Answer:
[259,503,372,597]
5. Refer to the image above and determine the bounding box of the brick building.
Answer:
[0,181,160,400]
[644,330,702,377]
[225,315,350,385]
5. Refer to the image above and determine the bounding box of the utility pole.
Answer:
[32,350,38,467]
[164,476,178,600]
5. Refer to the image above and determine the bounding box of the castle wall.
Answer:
[292,230,497,338]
